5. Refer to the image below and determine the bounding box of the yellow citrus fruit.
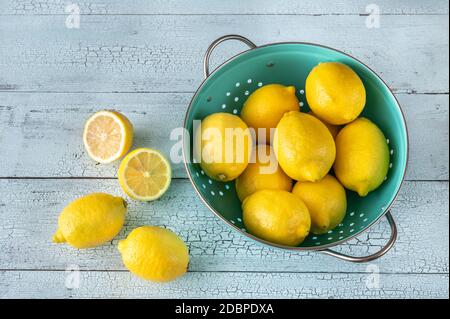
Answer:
[53,193,127,249]
[195,112,252,182]
[241,84,299,143]
[235,145,292,202]
[118,148,171,201]
[118,226,189,282]
[308,111,341,139]
[334,118,390,197]
[274,111,336,182]
[306,62,366,125]
[83,110,134,163]
[242,190,311,246]
[292,175,347,234]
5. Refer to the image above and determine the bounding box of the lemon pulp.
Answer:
[118,148,171,201]
[83,110,133,163]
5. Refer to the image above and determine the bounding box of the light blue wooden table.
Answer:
[0,0,448,299]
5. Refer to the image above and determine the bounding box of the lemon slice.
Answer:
[83,110,134,164]
[118,148,172,201]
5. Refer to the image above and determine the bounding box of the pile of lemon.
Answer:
[198,62,390,247]
[53,110,188,282]
[52,61,390,283]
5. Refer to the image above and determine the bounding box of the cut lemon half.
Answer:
[83,110,134,164]
[118,148,172,201]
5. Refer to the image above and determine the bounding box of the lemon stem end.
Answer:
[52,230,66,244]
[117,240,125,253]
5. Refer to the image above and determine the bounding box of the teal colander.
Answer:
[182,35,409,262]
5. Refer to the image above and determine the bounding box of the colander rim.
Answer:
[182,40,410,251]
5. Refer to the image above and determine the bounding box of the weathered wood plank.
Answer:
[0,270,447,299]
[0,0,446,301]
[0,15,448,93]
[0,93,447,180]
[1,0,448,15]
[0,179,448,274]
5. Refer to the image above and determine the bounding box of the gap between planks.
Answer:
[0,13,448,16]
[0,91,449,95]
[0,177,448,183]
[0,269,448,275]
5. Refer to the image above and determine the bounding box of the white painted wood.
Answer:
[0,270,447,299]
[0,93,447,180]
[0,0,448,300]
[1,0,448,15]
[0,179,448,274]
[0,15,448,93]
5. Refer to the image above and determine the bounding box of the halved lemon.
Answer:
[118,148,172,201]
[83,110,134,164]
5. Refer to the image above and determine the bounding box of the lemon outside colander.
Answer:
[182,35,409,262]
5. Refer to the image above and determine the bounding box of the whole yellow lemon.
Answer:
[306,62,366,125]
[334,118,390,197]
[241,84,299,143]
[274,111,336,182]
[195,113,253,182]
[235,145,292,201]
[53,193,127,249]
[292,175,347,234]
[242,190,311,246]
[118,226,189,282]
[308,111,341,139]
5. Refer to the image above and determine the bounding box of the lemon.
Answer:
[274,111,335,182]
[242,190,311,246]
[53,193,127,249]
[308,111,341,139]
[306,62,366,125]
[235,145,292,202]
[83,110,134,163]
[118,148,171,201]
[118,226,189,282]
[292,175,347,234]
[195,112,252,182]
[334,118,390,197]
[241,84,299,143]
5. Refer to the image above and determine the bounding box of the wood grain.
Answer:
[0,15,448,93]
[0,179,448,274]
[0,93,448,180]
[0,0,448,300]
[2,0,448,15]
[0,270,448,299]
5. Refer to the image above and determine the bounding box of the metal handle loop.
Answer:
[320,211,398,263]
[203,35,257,79]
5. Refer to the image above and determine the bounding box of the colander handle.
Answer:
[204,35,257,78]
[320,211,398,263]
